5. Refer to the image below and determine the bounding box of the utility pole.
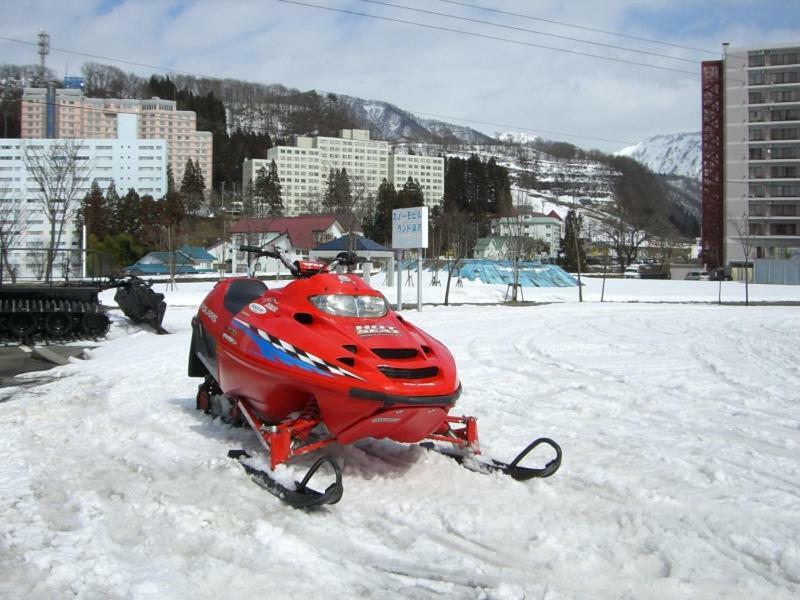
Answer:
[221,181,227,278]
[37,30,50,85]
[1,78,8,138]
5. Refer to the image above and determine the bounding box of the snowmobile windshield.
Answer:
[309,294,388,318]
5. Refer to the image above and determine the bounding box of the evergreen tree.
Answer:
[443,156,466,213]
[265,159,283,217]
[397,177,425,209]
[105,181,121,235]
[559,209,586,272]
[79,180,109,240]
[138,195,162,249]
[162,183,185,228]
[252,161,283,217]
[166,164,177,194]
[252,165,270,217]
[322,168,337,212]
[116,188,142,236]
[371,179,397,245]
[333,167,352,213]
[321,167,353,214]
[180,159,205,215]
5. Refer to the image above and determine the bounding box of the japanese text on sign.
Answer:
[392,206,428,249]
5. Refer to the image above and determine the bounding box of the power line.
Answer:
[0,35,210,79]
[0,26,676,146]
[437,0,721,56]
[359,0,698,65]
[274,0,700,76]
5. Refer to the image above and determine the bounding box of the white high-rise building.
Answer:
[0,133,167,280]
[243,130,444,216]
[706,43,800,265]
[389,153,444,205]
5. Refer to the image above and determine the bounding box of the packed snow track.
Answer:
[1,289,799,599]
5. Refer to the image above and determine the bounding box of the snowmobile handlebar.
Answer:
[239,245,301,276]
[238,246,364,278]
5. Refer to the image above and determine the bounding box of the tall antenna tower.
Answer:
[37,30,50,84]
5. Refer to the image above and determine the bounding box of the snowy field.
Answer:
[2,277,800,599]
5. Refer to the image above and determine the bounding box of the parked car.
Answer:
[623,265,643,279]
[708,268,732,281]
[684,271,710,281]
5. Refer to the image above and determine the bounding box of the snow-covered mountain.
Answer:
[616,132,701,179]
[496,131,540,145]
[337,95,494,145]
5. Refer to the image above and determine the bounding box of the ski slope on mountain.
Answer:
[616,132,701,179]
[2,279,799,599]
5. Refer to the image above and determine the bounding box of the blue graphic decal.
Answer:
[231,320,334,378]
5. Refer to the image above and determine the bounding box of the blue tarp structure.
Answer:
[400,259,577,287]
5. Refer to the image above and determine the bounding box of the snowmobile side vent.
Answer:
[342,344,357,354]
[337,356,355,367]
[372,348,418,359]
[378,366,439,379]
[294,312,314,325]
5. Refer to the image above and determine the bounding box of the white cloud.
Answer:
[1,0,797,151]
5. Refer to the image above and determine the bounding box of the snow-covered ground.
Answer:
[2,277,800,599]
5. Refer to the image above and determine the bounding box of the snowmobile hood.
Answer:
[227,273,460,401]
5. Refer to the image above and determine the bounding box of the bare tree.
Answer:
[440,209,476,306]
[23,140,91,283]
[0,184,26,282]
[501,213,528,302]
[599,195,653,269]
[731,212,755,306]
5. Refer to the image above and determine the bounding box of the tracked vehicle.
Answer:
[0,276,167,343]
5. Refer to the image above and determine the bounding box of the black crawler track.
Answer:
[0,277,167,344]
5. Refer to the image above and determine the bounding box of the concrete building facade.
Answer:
[243,130,444,216]
[0,137,167,280]
[488,212,563,259]
[20,87,211,190]
[704,43,800,267]
[389,153,445,206]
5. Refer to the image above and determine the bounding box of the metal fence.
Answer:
[754,258,800,285]
[0,247,119,285]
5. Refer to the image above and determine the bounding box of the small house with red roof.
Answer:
[221,214,347,274]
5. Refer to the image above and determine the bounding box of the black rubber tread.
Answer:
[0,290,113,343]
[44,311,74,337]
[7,312,38,338]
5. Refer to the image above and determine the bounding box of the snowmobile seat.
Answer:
[224,279,268,315]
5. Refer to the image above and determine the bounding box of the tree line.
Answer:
[77,161,214,273]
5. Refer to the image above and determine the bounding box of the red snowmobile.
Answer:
[189,246,560,508]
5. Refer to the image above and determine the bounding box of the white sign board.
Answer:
[392,206,428,249]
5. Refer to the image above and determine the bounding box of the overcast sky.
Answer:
[1,0,798,152]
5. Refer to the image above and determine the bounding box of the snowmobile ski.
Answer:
[421,437,562,480]
[228,450,344,509]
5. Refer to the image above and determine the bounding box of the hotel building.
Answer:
[243,129,444,216]
[20,87,211,190]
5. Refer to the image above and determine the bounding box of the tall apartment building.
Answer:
[243,129,444,216]
[701,42,800,268]
[389,153,445,205]
[0,133,167,280]
[20,87,212,190]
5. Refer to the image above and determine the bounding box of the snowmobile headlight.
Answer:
[309,294,388,318]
